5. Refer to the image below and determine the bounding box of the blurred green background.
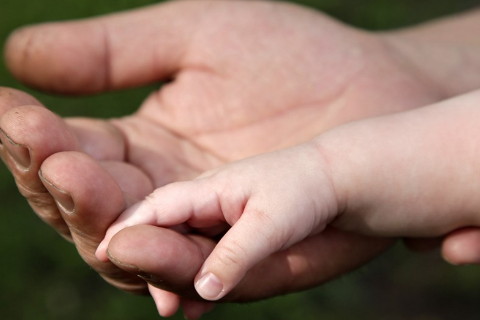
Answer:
[1,0,480,319]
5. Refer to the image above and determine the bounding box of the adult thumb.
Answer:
[4,1,203,94]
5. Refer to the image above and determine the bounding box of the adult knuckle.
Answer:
[25,190,55,210]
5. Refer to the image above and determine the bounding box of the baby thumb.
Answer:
[194,211,288,301]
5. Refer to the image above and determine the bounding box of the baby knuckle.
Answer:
[217,240,248,269]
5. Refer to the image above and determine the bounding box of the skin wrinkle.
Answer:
[106,118,130,162]
[26,194,71,238]
[170,20,208,82]
[30,169,71,237]
[216,183,248,229]
[74,232,146,293]
[111,119,206,190]
[147,83,356,165]
[133,110,226,168]
[183,45,365,141]
[9,28,33,86]
[23,187,57,216]
[10,26,64,93]
[145,13,369,140]
[313,140,346,220]
[108,118,158,189]
[101,269,148,294]
[66,118,124,161]
[15,171,50,198]
[448,47,480,93]
[100,20,114,92]
[379,35,448,100]
[195,75,351,136]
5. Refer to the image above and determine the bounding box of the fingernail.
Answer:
[0,128,31,170]
[39,170,75,214]
[195,273,224,301]
[137,272,164,284]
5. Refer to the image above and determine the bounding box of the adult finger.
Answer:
[233,228,392,302]
[107,226,210,297]
[4,1,205,94]
[442,227,480,265]
[0,88,126,163]
[0,104,79,237]
[0,87,42,113]
[0,98,127,238]
[148,285,181,318]
[39,151,153,292]
[66,117,126,161]
[107,225,392,302]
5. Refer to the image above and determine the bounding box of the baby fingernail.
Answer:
[0,129,31,170]
[39,170,75,214]
[195,273,224,301]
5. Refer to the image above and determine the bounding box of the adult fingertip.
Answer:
[4,27,27,77]
[5,26,46,88]
[149,286,181,318]
[5,23,107,94]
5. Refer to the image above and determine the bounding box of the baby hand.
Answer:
[96,142,338,301]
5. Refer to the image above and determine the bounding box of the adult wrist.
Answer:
[378,9,480,97]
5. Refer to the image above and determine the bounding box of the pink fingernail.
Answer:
[195,273,224,301]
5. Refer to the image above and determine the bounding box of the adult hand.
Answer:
[3,0,480,318]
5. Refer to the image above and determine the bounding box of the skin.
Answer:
[2,0,480,318]
[99,89,480,301]
[98,143,339,301]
